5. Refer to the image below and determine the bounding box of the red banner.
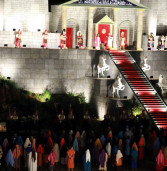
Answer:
[98,24,110,46]
[66,28,73,49]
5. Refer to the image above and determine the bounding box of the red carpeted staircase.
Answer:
[109,50,167,129]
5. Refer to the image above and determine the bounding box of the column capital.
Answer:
[88,7,96,10]
[62,5,69,9]
[137,8,145,12]
[112,8,120,11]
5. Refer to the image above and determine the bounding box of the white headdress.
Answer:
[86,149,91,162]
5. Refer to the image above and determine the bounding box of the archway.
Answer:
[67,18,79,48]
[119,20,134,48]
[93,14,114,49]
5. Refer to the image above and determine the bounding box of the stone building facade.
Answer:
[0,0,166,49]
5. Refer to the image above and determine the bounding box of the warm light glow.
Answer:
[64,79,92,103]
[97,101,106,120]
[5,18,22,31]
[27,15,45,32]
[1,63,17,78]
[148,14,157,36]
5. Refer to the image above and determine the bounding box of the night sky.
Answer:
[49,0,69,11]
[49,0,69,5]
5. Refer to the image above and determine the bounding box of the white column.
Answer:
[147,12,157,36]
[0,0,4,31]
[113,8,119,49]
[87,7,95,49]
[72,27,76,48]
[62,6,68,30]
[137,9,144,50]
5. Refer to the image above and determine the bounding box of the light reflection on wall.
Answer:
[27,15,45,32]
[5,19,22,31]
[148,14,157,36]
[97,99,106,120]
[1,63,17,78]
[3,1,49,32]
[64,79,92,103]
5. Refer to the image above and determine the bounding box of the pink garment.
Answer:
[156,150,164,166]
[94,37,101,50]
[48,150,56,167]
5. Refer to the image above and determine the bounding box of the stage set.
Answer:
[0,0,167,129]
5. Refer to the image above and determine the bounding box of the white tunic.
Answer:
[28,152,37,171]
[121,37,125,46]
[108,36,113,48]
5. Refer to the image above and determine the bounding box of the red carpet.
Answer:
[109,51,167,129]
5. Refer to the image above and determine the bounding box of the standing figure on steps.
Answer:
[148,32,154,51]
[119,31,126,50]
[77,31,83,49]
[42,30,48,49]
[94,33,101,50]
[160,35,166,50]
[111,75,125,98]
[60,29,67,49]
[107,33,113,50]
[15,29,22,48]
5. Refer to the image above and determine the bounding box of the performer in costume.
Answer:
[60,29,67,49]
[67,146,75,171]
[94,33,101,50]
[119,31,126,50]
[107,33,113,50]
[160,35,166,50]
[15,29,22,48]
[77,31,83,49]
[42,30,48,49]
[148,32,154,51]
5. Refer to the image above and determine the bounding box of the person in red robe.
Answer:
[13,144,21,170]
[77,31,83,49]
[67,146,75,171]
[60,138,65,151]
[138,135,145,160]
[36,144,44,167]
[42,29,48,49]
[156,150,164,171]
[47,130,54,149]
[15,29,22,48]
[60,29,67,49]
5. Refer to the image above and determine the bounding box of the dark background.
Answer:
[49,0,69,11]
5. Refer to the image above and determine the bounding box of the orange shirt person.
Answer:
[67,146,75,171]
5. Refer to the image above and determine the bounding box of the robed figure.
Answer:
[77,31,83,49]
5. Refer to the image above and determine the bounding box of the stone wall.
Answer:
[0,48,167,119]
[141,0,167,36]
[130,51,167,80]
[1,48,167,96]
[0,0,4,31]
[0,48,136,119]
[3,0,50,32]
